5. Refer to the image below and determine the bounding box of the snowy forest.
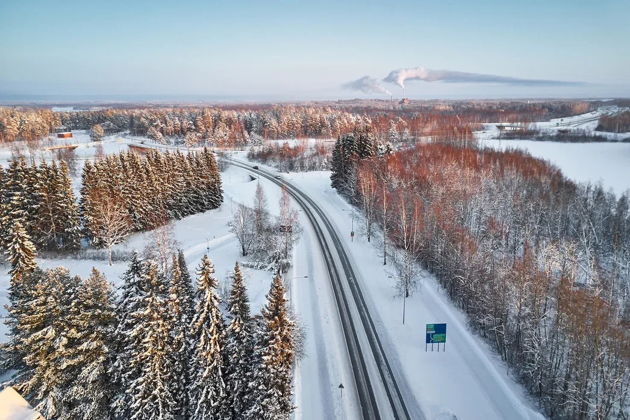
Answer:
[2,223,297,419]
[81,149,223,261]
[331,129,630,419]
[0,101,600,149]
[0,149,223,261]
[1,103,483,148]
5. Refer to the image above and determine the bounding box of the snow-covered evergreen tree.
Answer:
[247,273,296,419]
[167,252,194,418]
[0,159,29,247]
[225,262,255,418]
[127,262,177,420]
[2,222,38,370]
[20,267,81,419]
[66,268,116,420]
[110,252,147,417]
[188,255,227,419]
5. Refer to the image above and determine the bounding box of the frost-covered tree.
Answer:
[90,124,105,141]
[248,273,296,419]
[20,268,81,419]
[0,159,29,245]
[253,183,270,240]
[167,252,194,418]
[278,187,297,258]
[127,262,177,420]
[225,262,255,418]
[189,255,227,419]
[110,252,147,417]
[229,204,255,257]
[2,222,38,370]
[67,268,117,420]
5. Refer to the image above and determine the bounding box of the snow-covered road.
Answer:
[278,169,545,420]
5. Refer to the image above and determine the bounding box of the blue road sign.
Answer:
[426,323,447,344]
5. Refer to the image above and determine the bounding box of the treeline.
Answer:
[1,105,477,147]
[57,106,367,146]
[3,226,297,420]
[0,158,80,252]
[247,141,332,172]
[333,141,630,418]
[81,149,222,258]
[336,99,592,124]
[597,111,630,133]
[0,107,59,143]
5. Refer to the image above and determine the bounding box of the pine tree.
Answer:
[248,273,296,419]
[189,255,227,419]
[66,268,117,420]
[127,262,177,420]
[225,262,255,419]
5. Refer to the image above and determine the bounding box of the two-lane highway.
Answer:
[228,158,419,420]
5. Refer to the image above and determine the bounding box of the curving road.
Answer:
[228,158,418,420]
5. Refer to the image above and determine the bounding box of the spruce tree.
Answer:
[127,262,177,420]
[225,262,255,419]
[110,252,147,417]
[330,132,357,198]
[248,273,296,419]
[2,222,38,370]
[0,159,29,249]
[167,253,193,418]
[20,268,81,419]
[189,255,227,419]
[54,161,81,250]
[67,268,117,420]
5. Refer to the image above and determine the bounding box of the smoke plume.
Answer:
[382,67,580,88]
[342,76,392,95]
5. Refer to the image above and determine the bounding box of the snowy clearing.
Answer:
[480,139,630,196]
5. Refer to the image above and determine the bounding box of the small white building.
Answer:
[0,387,44,420]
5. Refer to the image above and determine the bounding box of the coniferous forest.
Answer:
[3,229,296,419]
[81,148,223,250]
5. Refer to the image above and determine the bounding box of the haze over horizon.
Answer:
[1,0,629,102]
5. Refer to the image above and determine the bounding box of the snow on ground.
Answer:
[475,106,630,142]
[0,165,277,336]
[0,136,349,419]
[480,139,630,196]
[273,168,544,420]
[6,127,627,419]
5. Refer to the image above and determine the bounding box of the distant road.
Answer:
[228,158,418,420]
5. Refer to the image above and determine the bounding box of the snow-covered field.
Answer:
[472,107,630,196]
[480,139,630,196]
[476,106,630,142]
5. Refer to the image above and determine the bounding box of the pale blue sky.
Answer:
[1,0,629,100]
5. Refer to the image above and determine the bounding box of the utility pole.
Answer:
[402,281,408,325]
[350,213,354,242]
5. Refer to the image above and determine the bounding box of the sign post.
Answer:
[425,323,447,352]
